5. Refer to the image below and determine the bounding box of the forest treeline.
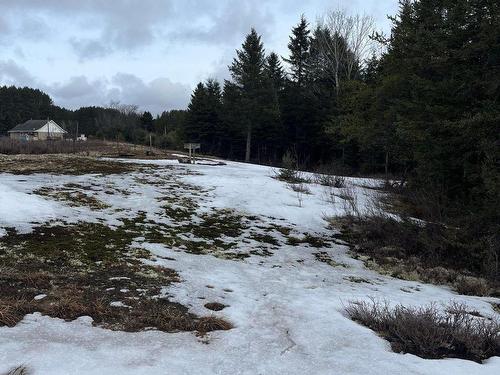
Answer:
[0,86,186,149]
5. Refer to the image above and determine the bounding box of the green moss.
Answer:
[35,186,110,209]
[250,233,280,246]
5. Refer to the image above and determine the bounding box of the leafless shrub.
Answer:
[315,173,346,188]
[288,182,310,194]
[346,300,500,363]
[287,182,308,207]
[0,137,93,155]
[454,276,491,297]
[339,183,360,218]
[4,366,30,375]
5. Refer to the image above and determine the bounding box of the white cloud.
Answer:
[0,59,36,86]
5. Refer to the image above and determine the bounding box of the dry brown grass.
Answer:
[0,221,233,334]
[0,298,33,327]
[346,300,500,363]
[196,316,233,334]
[0,154,138,175]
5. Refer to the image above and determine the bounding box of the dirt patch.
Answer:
[204,302,228,311]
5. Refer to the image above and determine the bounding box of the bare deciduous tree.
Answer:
[107,101,139,116]
[317,10,376,93]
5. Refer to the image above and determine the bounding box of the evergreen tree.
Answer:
[284,15,311,86]
[184,80,223,153]
[184,82,208,143]
[265,52,286,92]
[140,111,154,132]
[229,28,267,161]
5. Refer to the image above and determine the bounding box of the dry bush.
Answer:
[287,183,310,194]
[346,300,500,363]
[4,366,29,375]
[339,183,360,218]
[454,276,491,297]
[0,137,92,155]
[314,173,346,188]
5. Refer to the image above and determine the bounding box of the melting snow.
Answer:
[0,158,498,375]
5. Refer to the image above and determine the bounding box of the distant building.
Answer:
[8,120,67,141]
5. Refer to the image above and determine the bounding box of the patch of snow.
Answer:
[0,180,61,233]
[33,294,47,301]
[109,301,130,308]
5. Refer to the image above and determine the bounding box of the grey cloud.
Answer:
[50,76,105,99]
[0,15,8,34]
[1,0,174,59]
[0,59,36,86]
[1,0,280,60]
[0,59,189,114]
[50,73,191,114]
[18,16,51,40]
[70,39,111,61]
[169,1,276,44]
[109,73,191,114]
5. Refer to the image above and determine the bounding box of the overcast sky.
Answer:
[0,0,398,115]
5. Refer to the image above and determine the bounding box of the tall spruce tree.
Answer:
[184,80,223,153]
[265,52,286,92]
[229,28,267,162]
[284,15,311,86]
[140,111,154,133]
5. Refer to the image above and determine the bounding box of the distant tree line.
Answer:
[0,87,185,149]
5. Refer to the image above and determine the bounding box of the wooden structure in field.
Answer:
[183,143,200,164]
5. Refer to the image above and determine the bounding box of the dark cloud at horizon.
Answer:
[0,0,398,114]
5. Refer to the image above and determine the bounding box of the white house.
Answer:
[8,120,67,141]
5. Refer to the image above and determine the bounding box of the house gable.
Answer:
[37,120,67,134]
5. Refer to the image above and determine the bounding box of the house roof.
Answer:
[8,120,66,133]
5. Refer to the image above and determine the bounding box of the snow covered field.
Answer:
[0,158,499,375]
